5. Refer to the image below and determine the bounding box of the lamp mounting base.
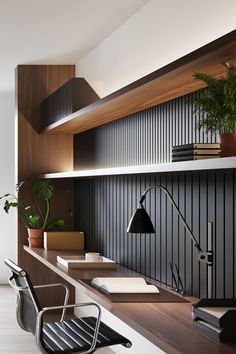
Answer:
[197,251,213,266]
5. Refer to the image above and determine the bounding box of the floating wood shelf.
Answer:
[42,30,236,135]
[40,157,236,179]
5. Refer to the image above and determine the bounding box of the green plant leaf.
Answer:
[0,193,10,200]
[33,180,53,200]
[193,61,236,133]
[28,214,41,228]
[3,200,19,213]
[16,181,25,191]
[54,219,65,228]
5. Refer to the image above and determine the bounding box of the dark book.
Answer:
[192,298,236,328]
[172,149,220,157]
[172,143,220,152]
[172,155,219,162]
[193,318,236,342]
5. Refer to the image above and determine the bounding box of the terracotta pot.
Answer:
[27,228,43,248]
[27,228,43,239]
[220,132,236,157]
[28,237,43,248]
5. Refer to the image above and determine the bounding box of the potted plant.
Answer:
[193,61,236,157]
[0,180,64,247]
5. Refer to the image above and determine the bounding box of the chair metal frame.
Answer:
[8,277,102,354]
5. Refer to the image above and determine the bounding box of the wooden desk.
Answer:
[24,246,236,354]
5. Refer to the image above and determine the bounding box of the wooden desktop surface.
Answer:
[24,246,236,354]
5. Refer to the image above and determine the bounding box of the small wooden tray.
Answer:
[57,255,116,269]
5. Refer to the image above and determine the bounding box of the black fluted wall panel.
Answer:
[74,91,235,298]
[74,91,218,169]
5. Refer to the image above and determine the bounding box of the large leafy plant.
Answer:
[193,62,236,133]
[0,180,64,230]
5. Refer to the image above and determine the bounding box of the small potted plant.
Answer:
[193,61,236,157]
[0,180,64,247]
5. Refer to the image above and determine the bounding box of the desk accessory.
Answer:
[192,298,236,342]
[85,252,103,262]
[57,255,116,269]
[127,184,213,266]
[169,262,185,294]
[91,277,159,294]
[44,231,84,250]
[81,279,188,303]
[169,262,178,290]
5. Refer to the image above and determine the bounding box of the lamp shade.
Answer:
[127,207,155,233]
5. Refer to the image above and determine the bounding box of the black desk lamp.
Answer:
[127,185,213,265]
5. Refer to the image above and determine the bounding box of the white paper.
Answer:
[91,277,159,294]
[197,320,222,334]
[198,307,236,319]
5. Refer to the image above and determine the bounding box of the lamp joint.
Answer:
[197,251,213,266]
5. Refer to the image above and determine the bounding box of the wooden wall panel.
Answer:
[16,65,75,304]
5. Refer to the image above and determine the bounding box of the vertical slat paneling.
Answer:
[224,172,234,298]
[74,169,236,297]
[215,172,225,298]
[74,90,235,298]
[74,90,219,169]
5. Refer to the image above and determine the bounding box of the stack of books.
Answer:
[172,143,220,162]
[192,299,236,342]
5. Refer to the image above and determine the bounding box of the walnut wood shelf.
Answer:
[40,157,236,179]
[42,30,236,135]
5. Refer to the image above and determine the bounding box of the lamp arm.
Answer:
[139,185,202,252]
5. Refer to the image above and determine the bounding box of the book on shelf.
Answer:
[172,143,220,152]
[91,277,160,294]
[172,149,220,157]
[172,155,219,162]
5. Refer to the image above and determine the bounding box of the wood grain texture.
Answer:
[24,247,236,354]
[18,65,75,132]
[16,65,75,305]
[42,30,236,135]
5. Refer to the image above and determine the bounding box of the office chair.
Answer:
[5,259,132,354]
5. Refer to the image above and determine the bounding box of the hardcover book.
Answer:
[172,149,220,156]
[172,143,220,152]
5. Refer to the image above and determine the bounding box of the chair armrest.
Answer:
[36,302,101,354]
[34,283,69,321]
[8,276,28,291]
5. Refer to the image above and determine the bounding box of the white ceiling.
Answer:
[0,0,149,92]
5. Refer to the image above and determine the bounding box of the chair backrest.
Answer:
[4,259,41,334]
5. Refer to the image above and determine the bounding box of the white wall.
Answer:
[76,0,236,98]
[0,93,17,283]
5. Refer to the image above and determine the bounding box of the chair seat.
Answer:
[42,316,131,353]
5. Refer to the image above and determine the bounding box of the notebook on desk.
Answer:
[91,277,160,294]
[80,279,189,303]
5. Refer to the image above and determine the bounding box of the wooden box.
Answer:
[44,231,84,251]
